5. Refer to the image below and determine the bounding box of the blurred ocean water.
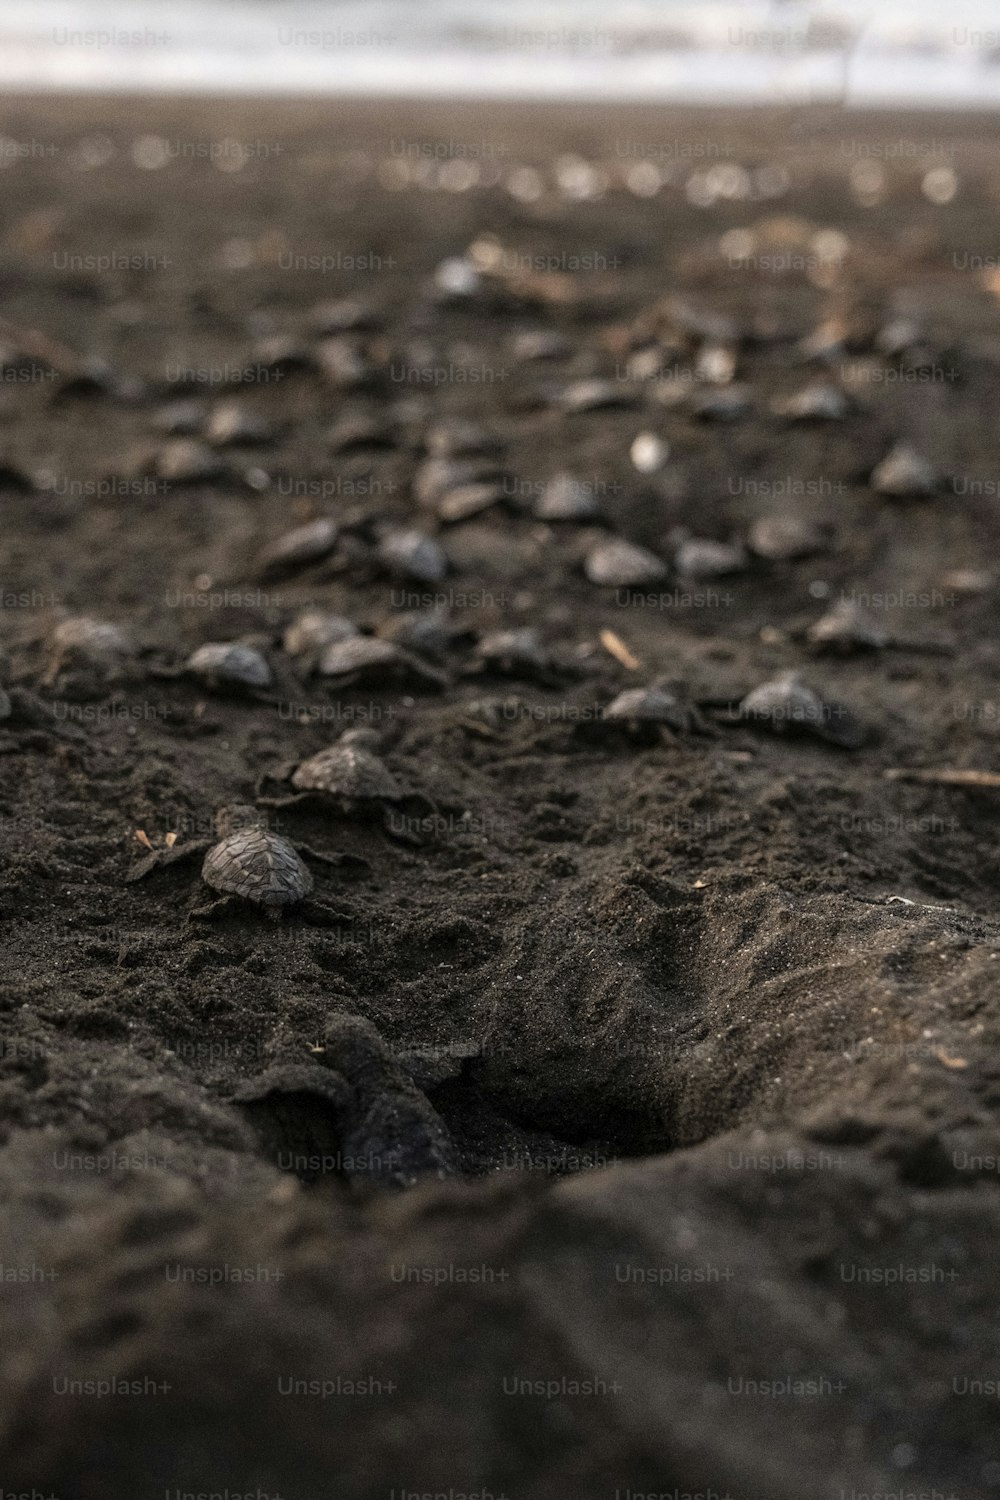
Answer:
[3,0,1000,104]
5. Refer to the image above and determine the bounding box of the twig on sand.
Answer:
[884,768,1000,788]
[599,629,640,671]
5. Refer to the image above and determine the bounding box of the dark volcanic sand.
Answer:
[2,96,1000,1498]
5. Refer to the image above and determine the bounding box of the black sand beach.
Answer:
[2,94,1000,1498]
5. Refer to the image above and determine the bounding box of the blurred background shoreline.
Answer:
[4,0,1000,106]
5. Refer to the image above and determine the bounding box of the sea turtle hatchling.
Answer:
[44,615,136,688]
[584,537,667,589]
[126,804,366,922]
[186,641,272,693]
[870,442,937,499]
[318,634,448,690]
[602,684,708,736]
[736,670,865,749]
[282,610,359,673]
[257,742,443,841]
[804,598,954,657]
[468,628,563,685]
[234,1011,456,1189]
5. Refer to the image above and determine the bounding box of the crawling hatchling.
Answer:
[257,736,444,843]
[126,804,366,922]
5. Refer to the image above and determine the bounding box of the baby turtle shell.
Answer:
[202,828,313,907]
[153,398,208,435]
[674,537,746,580]
[53,616,132,662]
[749,515,826,561]
[511,329,571,361]
[739,671,864,748]
[310,297,380,334]
[533,473,599,522]
[475,627,551,677]
[378,609,453,659]
[558,378,632,413]
[807,599,888,653]
[604,686,691,730]
[771,383,848,421]
[155,439,224,484]
[413,458,500,511]
[436,480,506,523]
[187,641,272,691]
[377,528,447,584]
[870,442,936,498]
[319,634,448,689]
[283,610,359,659]
[257,518,338,578]
[424,418,500,458]
[876,317,924,357]
[319,635,407,680]
[315,336,374,388]
[205,401,274,447]
[690,385,751,422]
[585,538,667,588]
[292,744,402,800]
[328,411,395,452]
